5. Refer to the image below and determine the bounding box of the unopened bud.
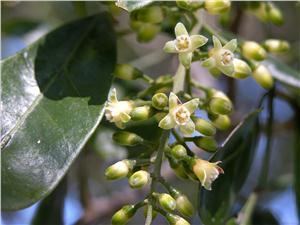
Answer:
[194,137,218,152]
[166,213,191,225]
[152,93,168,110]
[170,190,194,217]
[209,97,232,115]
[114,64,143,80]
[268,5,283,25]
[194,118,216,136]
[105,160,134,180]
[130,106,153,121]
[211,115,231,130]
[232,59,251,79]
[137,23,160,42]
[131,6,164,24]
[252,65,274,89]
[242,41,266,61]
[130,20,143,31]
[128,170,150,189]
[168,157,189,180]
[112,204,136,225]
[171,145,187,160]
[113,131,144,146]
[154,193,176,212]
[204,0,231,14]
[176,0,203,11]
[263,39,289,53]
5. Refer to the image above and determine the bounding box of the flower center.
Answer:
[175,35,191,51]
[174,106,190,125]
[221,50,233,65]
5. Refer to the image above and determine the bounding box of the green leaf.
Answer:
[264,57,300,89]
[115,0,153,12]
[295,112,300,219]
[199,110,260,225]
[1,13,116,210]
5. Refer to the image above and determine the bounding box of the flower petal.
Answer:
[179,52,192,69]
[179,119,195,135]
[108,88,118,102]
[182,98,199,114]
[169,92,180,111]
[163,40,178,53]
[190,35,208,50]
[218,63,234,76]
[212,35,222,49]
[159,114,176,130]
[201,57,216,68]
[115,121,125,129]
[175,22,188,37]
[223,39,237,52]
[119,112,131,123]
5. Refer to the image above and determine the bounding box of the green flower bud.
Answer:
[171,145,187,160]
[113,131,144,146]
[176,0,203,11]
[194,137,218,152]
[130,19,143,31]
[112,204,136,225]
[154,193,176,212]
[166,213,191,225]
[204,0,231,14]
[114,64,143,80]
[232,59,251,79]
[105,160,134,180]
[128,170,150,189]
[152,93,168,110]
[130,106,153,121]
[194,118,216,136]
[263,39,290,53]
[176,195,194,217]
[242,41,267,61]
[209,97,232,115]
[268,5,283,25]
[137,23,160,42]
[252,65,274,90]
[168,157,189,180]
[211,115,231,130]
[134,6,164,24]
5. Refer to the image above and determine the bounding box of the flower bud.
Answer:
[128,170,150,189]
[130,19,143,31]
[252,65,274,89]
[130,106,153,121]
[194,137,218,152]
[152,93,168,110]
[232,59,251,79]
[268,5,283,25]
[113,131,144,146]
[114,64,143,80]
[154,193,176,212]
[211,114,231,130]
[171,145,187,160]
[166,213,191,225]
[242,41,266,61]
[168,157,189,180]
[204,0,231,14]
[263,39,289,53]
[112,204,136,225]
[176,0,203,11]
[134,6,164,24]
[137,23,160,42]
[170,190,194,217]
[105,160,134,180]
[194,118,216,136]
[209,97,232,115]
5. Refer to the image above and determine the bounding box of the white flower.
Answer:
[202,36,237,76]
[105,88,133,128]
[164,22,208,68]
[158,92,199,135]
[192,158,224,190]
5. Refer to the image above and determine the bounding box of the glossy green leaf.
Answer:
[115,0,153,12]
[199,110,260,225]
[264,57,300,89]
[1,13,116,210]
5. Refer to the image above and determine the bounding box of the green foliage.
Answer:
[1,13,116,210]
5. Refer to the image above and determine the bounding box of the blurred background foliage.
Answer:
[1,1,300,225]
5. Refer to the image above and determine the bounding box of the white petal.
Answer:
[190,35,208,50]
[158,114,176,130]
[201,57,216,68]
[175,22,188,37]
[179,119,195,135]
[169,92,180,111]
[212,35,222,49]
[182,98,199,114]
[223,39,237,52]
[163,40,178,53]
